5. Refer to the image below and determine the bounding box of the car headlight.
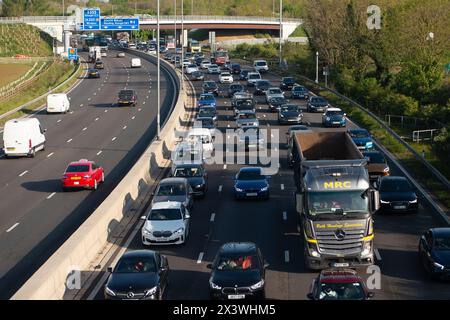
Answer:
[280,114,285,118]
[105,286,116,297]
[142,227,152,235]
[261,186,269,192]
[195,184,204,188]
[235,187,243,192]
[209,279,222,290]
[144,286,158,297]
[380,200,390,204]
[433,262,445,270]
[250,279,265,290]
[174,227,184,235]
[409,199,418,204]
[326,117,330,121]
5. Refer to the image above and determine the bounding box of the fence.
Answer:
[385,114,444,130]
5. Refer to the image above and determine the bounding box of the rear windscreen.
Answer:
[66,165,89,173]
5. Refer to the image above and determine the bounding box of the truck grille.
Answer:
[315,228,365,255]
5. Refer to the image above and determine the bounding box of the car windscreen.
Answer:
[204,82,217,88]
[200,95,214,101]
[270,97,287,104]
[380,179,412,192]
[350,130,369,138]
[318,282,366,300]
[66,165,90,173]
[326,110,344,116]
[199,108,215,117]
[149,208,182,221]
[115,256,157,273]
[232,64,240,68]
[307,191,369,216]
[256,61,267,66]
[192,71,202,77]
[248,74,260,80]
[156,183,186,196]
[119,91,134,99]
[434,236,450,250]
[311,97,327,104]
[216,254,260,271]
[237,171,263,180]
[268,88,282,94]
[257,81,270,87]
[238,113,257,119]
[230,85,244,91]
[283,77,295,84]
[293,86,307,92]
[174,167,203,177]
[363,152,385,163]
[281,105,299,112]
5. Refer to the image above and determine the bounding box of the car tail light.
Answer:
[29,139,32,149]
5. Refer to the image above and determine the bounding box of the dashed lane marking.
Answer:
[47,192,56,199]
[197,252,204,264]
[210,213,216,222]
[19,170,28,177]
[6,223,19,233]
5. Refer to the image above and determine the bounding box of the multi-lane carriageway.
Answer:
[86,55,450,300]
[0,50,177,299]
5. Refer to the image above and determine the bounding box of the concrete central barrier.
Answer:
[12,50,196,300]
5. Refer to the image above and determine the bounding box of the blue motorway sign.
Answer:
[100,18,140,30]
[83,8,101,30]
[68,48,78,61]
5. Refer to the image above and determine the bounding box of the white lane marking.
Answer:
[112,137,117,142]
[69,111,74,114]
[284,250,290,263]
[47,192,56,199]
[223,164,227,170]
[67,138,72,143]
[132,116,136,120]
[281,184,285,190]
[18,170,28,177]
[123,126,127,130]
[283,211,287,220]
[47,152,54,158]
[98,88,101,91]
[210,213,216,222]
[80,104,84,107]
[93,92,97,96]
[197,252,204,264]
[104,110,108,113]
[218,185,223,192]
[142,101,146,105]
[6,223,19,233]
[227,124,230,128]
[88,98,91,101]
[138,108,142,111]
[263,114,266,118]
[375,248,382,261]
[95,117,99,121]
[57,119,62,123]
[146,96,149,99]
[82,127,87,131]
[97,151,102,156]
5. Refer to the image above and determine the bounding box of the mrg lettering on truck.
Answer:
[323,180,352,189]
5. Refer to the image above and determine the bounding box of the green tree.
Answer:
[1,0,26,17]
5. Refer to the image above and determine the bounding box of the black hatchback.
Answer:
[254,80,271,95]
[280,76,296,90]
[376,176,418,213]
[231,63,241,74]
[419,228,450,280]
[207,242,268,300]
[104,250,169,300]
[118,89,137,106]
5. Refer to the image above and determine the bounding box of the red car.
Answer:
[307,268,374,300]
[62,159,104,191]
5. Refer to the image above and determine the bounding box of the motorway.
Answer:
[0,49,177,299]
[85,55,450,300]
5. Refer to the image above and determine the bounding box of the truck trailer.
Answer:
[290,131,379,270]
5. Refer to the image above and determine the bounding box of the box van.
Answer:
[187,128,214,159]
[131,58,142,68]
[253,59,269,73]
[46,93,70,114]
[3,118,46,158]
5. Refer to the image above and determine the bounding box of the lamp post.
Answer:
[62,0,65,16]
[181,0,184,91]
[315,51,319,83]
[157,0,161,140]
[174,0,177,47]
[279,0,282,66]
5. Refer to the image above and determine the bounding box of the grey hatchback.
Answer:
[151,177,194,210]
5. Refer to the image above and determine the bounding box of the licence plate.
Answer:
[154,238,168,242]
[74,182,79,185]
[333,122,340,124]
[6,147,15,151]
[333,262,350,267]
[246,193,258,197]
[71,177,81,180]
[394,205,406,210]
[228,294,245,300]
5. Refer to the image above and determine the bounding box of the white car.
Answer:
[116,52,125,58]
[131,58,142,68]
[265,87,284,103]
[247,72,261,86]
[208,64,220,74]
[185,64,199,74]
[200,60,211,69]
[182,59,190,68]
[147,48,157,55]
[141,201,190,245]
[219,72,233,84]
[253,59,269,73]
[187,127,214,158]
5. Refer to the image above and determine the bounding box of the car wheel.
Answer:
[62,187,68,192]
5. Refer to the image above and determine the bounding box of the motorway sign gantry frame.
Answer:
[100,17,140,31]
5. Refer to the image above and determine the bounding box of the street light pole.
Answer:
[157,0,161,140]
[181,0,184,91]
[279,0,283,66]
[174,0,177,47]
[315,51,319,83]
[62,0,65,16]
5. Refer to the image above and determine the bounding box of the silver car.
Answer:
[235,110,259,128]
[151,177,194,210]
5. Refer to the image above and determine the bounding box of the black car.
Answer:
[419,228,450,280]
[291,85,309,99]
[278,104,303,124]
[202,81,219,96]
[307,96,329,112]
[104,250,169,300]
[234,98,256,117]
[239,69,251,80]
[207,242,268,300]
[172,163,208,198]
[88,68,100,78]
[94,60,104,69]
[118,89,137,106]
[227,83,245,98]
[280,76,296,90]
[376,176,418,213]
[254,80,271,95]
[194,57,203,66]
[194,116,217,131]
[190,71,204,81]
[198,106,218,122]
[268,96,288,112]
[231,63,241,74]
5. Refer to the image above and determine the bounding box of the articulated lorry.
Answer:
[290,131,379,270]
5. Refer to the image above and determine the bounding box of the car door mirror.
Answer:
[107,267,113,273]
[206,263,213,269]
[307,293,314,300]
[367,292,375,299]
[264,263,270,269]
[140,215,146,221]
[185,213,190,219]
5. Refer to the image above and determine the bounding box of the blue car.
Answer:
[198,93,216,108]
[322,107,346,127]
[348,128,373,150]
[234,167,270,200]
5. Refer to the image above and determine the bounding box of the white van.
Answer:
[253,59,269,73]
[3,118,46,158]
[131,58,142,68]
[46,93,70,114]
[187,128,214,159]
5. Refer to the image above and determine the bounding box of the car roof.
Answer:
[319,268,362,283]
[326,107,342,112]
[268,87,281,90]
[189,128,212,135]
[349,128,368,133]
[219,242,258,255]
[159,177,188,184]
[174,163,204,169]
[430,228,450,237]
[121,250,156,259]
[69,159,93,166]
[239,167,262,173]
[200,93,215,97]
[151,201,183,210]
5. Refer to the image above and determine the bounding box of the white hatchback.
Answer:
[219,72,233,84]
